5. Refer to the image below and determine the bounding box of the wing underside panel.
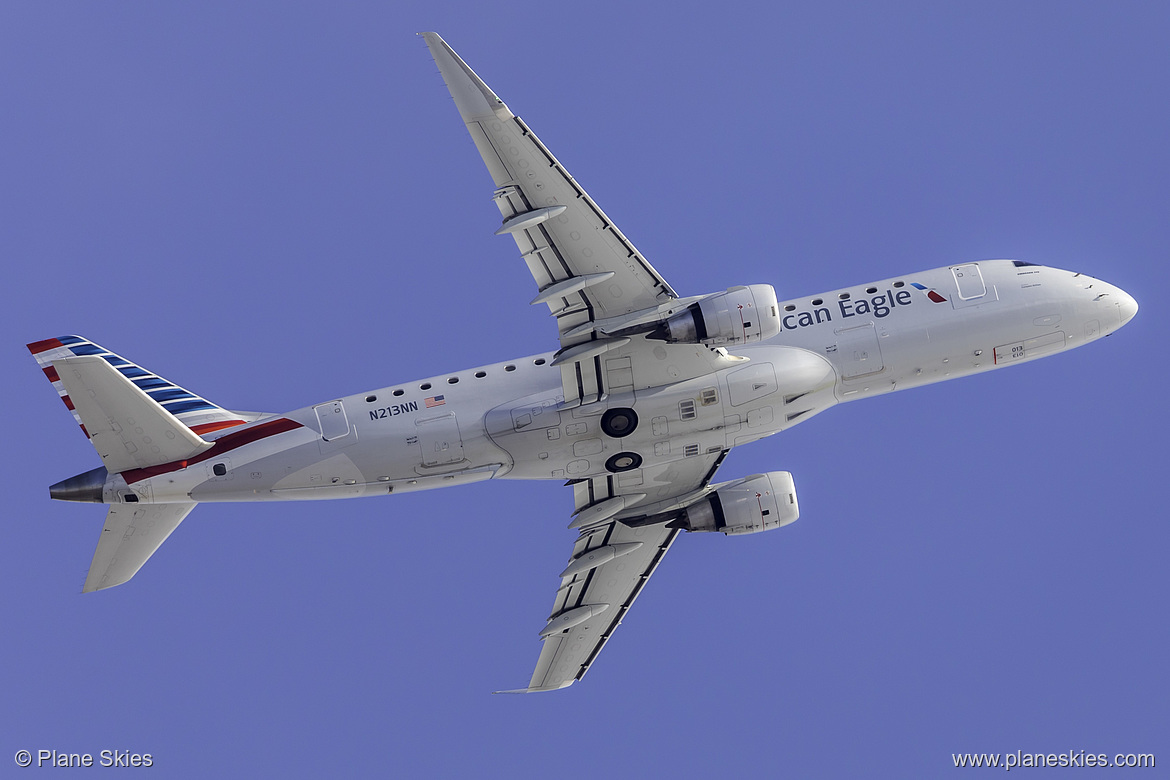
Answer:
[527,520,679,691]
[509,451,726,693]
[421,30,676,322]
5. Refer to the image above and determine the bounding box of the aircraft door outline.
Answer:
[416,414,466,467]
[314,401,350,441]
[836,324,885,379]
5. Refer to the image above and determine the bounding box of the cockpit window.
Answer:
[1012,261,1039,267]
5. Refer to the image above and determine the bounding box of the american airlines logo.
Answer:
[910,282,948,303]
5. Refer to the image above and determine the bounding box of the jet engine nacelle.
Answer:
[651,284,780,347]
[675,471,799,536]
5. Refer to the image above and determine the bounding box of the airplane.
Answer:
[29,32,1138,693]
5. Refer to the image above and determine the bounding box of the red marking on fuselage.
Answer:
[120,417,304,484]
[928,290,947,303]
[190,419,247,436]
[27,338,65,355]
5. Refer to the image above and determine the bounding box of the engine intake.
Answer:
[649,284,780,347]
[673,472,799,535]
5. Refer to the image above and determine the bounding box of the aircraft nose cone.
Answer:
[1116,289,1139,328]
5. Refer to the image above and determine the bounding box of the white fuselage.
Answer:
[111,260,1135,506]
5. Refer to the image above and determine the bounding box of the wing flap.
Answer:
[83,502,196,593]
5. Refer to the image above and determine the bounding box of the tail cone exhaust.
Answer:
[50,466,107,503]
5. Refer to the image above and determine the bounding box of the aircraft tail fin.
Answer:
[84,502,196,592]
[27,336,255,473]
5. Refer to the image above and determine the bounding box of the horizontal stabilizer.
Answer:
[53,356,212,473]
[84,502,196,592]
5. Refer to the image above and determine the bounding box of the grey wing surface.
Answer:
[421,32,741,406]
[501,451,727,693]
[420,31,674,321]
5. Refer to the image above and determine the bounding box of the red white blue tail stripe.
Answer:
[27,336,248,439]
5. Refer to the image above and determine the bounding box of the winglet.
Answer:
[419,32,514,122]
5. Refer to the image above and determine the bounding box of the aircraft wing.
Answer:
[420,31,675,320]
[503,450,727,693]
[422,33,741,406]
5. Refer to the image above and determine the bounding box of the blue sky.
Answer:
[3,2,1166,776]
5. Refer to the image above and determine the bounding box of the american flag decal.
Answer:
[424,395,446,408]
